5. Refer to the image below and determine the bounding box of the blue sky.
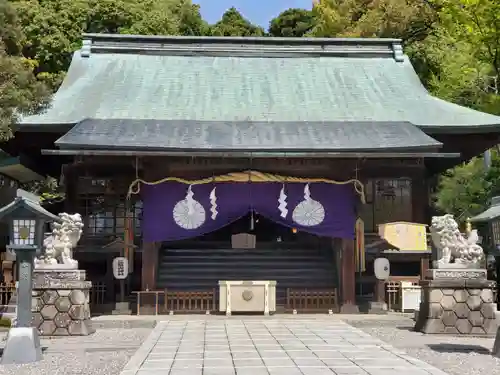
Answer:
[195,0,312,28]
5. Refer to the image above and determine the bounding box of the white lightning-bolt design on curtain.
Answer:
[304,183,311,201]
[278,184,288,218]
[186,185,195,215]
[209,187,218,220]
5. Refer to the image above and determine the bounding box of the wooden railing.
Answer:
[285,288,339,313]
[0,282,16,309]
[165,290,217,314]
[89,281,107,309]
[133,289,217,315]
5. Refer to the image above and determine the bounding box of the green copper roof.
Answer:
[18,34,500,133]
[0,196,60,223]
[471,196,500,222]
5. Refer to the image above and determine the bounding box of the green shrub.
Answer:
[0,318,12,328]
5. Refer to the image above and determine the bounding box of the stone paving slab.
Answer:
[119,319,450,375]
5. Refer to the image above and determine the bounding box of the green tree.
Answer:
[310,0,437,43]
[434,150,500,221]
[435,157,490,220]
[428,0,500,217]
[10,0,207,91]
[432,0,500,114]
[209,7,265,36]
[268,8,316,37]
[0,0,50,140]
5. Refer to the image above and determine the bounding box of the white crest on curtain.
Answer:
[209,187,218,220]
[292,183,325,227]
[173,185,206,230]
[278,184,288,218]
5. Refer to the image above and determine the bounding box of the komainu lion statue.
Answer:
[430,214,484,268]
[35,213,84,268]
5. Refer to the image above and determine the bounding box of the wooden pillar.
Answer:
[340,238,359,313]
[141,242,159,291]
[411,174,428,224]
[420,256,430,280]
[105,254,115,300]
[64,164,78,213]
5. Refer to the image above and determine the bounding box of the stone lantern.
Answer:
[0,195,60,364]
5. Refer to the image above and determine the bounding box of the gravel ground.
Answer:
[0,320,154,375]
[345,314,500,375]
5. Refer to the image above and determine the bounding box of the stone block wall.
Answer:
[31,269,95,336]
[415,279,497,335]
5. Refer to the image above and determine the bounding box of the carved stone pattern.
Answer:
[415,285,498,336]
[34,212,83,267]
[31,283,94,336]
[430,214,485,269]
[242,290,254,301]
[43,272,81,280]
[20,262,30,281]
[434,270,487,280]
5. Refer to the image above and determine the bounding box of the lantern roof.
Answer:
[0,196,60,222]
[101,237,137,250]
[470,196,500,222]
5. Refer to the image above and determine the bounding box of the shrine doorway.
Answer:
[158,213,338,308]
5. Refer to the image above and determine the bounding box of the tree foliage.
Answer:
[268,8,316,38]
[10,0,208,90]
[2,0,500,212]
[435,150,500,221]
[0,0,50,140]
[425,0,500,217]
[209,7,264,37]
[310,0,437,43]
[311,0,500,217]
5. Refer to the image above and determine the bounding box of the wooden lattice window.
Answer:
[359,178,412,232]
[77,177,142,239]
[82,198,142,237]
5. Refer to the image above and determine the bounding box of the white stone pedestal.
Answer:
[1,327,42,364]
[112,302,132,315]
[219,280,276,316]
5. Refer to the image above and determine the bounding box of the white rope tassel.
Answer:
[186,185,195,215]
[209,187,218,220]
[278,184,288,218]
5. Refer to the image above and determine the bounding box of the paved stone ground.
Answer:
[2,315,499,375]
[124,319,449,375]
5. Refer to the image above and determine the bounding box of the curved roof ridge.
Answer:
[82,33,404,60]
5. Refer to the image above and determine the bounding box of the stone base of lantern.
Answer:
[31,269,95,336]
[414,269,497,335]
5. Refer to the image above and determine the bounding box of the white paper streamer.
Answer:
[186,185,195,215]
[304,183,311,201]
[209,187,218,220]
[278,184,288,218]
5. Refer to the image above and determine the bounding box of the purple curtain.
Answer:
[141,181,356,242]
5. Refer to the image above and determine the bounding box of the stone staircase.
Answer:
[157,245,338,307]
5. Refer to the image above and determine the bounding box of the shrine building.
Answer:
[3,34,500,313]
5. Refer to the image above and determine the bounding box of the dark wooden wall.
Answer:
[65,155,429,308]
